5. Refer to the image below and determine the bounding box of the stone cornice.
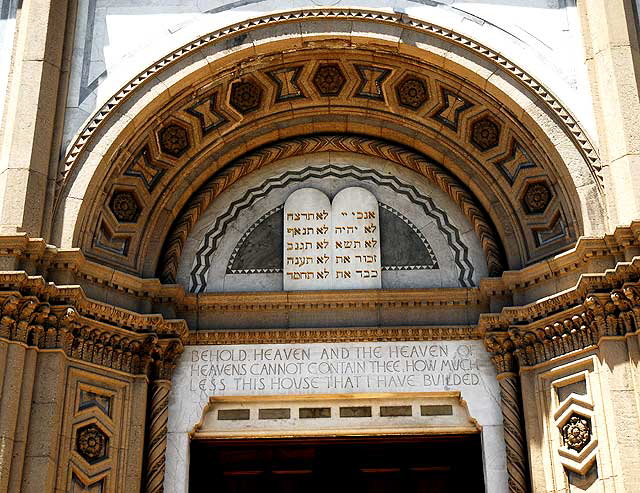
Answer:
[187,326,479,345]
[484,282,640,373]
[2,224,640,308]
[0,272,186,377]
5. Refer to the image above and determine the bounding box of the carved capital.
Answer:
[0,283,186,375]
[484,284,640,371]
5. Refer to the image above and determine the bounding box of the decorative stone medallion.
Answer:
[158,124,189,158]
[561,414,591,452]
[396,76,428,109]
[523,182,552,214]
[76,424,108,463]
[312,64,346,96]
[471,118,500,151]
[229,80,263,114]
[109,191,140,223]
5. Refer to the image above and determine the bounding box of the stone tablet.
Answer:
[284,188,332,290]
[332,187,381,289]
[283,187,381,290]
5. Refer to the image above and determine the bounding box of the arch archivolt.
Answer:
[53,10,605,280]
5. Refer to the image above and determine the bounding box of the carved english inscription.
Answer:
[284,187,381,290]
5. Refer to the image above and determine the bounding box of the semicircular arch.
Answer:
[52,9,606,279]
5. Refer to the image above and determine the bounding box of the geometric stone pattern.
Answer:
[79,390,113,416]
[433,88,473,131]
[190,163,472,292]
[83,48,576,276]
[76,424,108,464]
[226,201,439,275]
[173,137,500,288]
[268,66,304,101]
[354,65,391,100]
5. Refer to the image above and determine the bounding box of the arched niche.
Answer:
[177,150,490,293]
[52,10,605,280]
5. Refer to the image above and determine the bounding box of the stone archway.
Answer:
[47,11,610,493]
[53,10,604,280]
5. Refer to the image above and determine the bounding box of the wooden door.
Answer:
[190,435,484,493]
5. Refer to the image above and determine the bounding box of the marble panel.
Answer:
[332,187,381,289]
[284,188,332,290]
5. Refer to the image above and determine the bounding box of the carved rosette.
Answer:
[561,415,591,452]
[77,424,108,464]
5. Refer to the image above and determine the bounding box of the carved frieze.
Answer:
[75,46,580,275]
[0,274,185,376]
[484,285,640,370]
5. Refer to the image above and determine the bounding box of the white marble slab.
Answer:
[284,188,332,290]
[332,187,381,289]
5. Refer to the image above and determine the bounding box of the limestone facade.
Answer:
[1,1,640,492]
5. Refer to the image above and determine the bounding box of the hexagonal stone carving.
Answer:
[396,76,428,110]
[109,191,140,223]
[561,414,591,452]
[76,424,108,464]
[312,64,346,96]
[471,118,501,151]
[159,124,189,157]
[523,182,552,214]
[229,80,263,114]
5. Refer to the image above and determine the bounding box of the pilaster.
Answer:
[578,0,640,227]
[0,0,70,236]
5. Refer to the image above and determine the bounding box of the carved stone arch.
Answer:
[51,9,605,278]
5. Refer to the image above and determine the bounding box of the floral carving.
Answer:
[312,64,346,96]
[396,76,428,109]
[77,424,108,463]
[523,182,552,214]
[109,191,140,222]
[229,80,263,114]
[471,118,500,151]
[159,124,189,157]
[561,415,591,452]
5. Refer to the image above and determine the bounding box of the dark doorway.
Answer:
[189,434,485,492]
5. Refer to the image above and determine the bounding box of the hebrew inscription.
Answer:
[284,187,381,290]
[284,188,332,289]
